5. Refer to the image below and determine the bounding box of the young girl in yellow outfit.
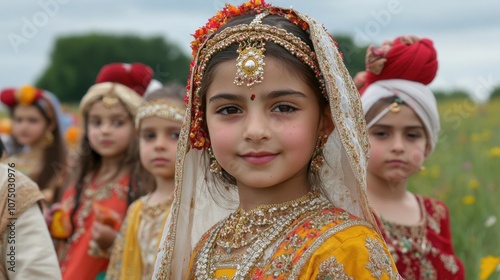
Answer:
[106,84,186,280]
[153,1,401,279]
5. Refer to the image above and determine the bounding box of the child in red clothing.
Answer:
[360,36,465,279]
[52,63,154,280]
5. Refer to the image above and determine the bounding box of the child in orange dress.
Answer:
[51,62,155,280]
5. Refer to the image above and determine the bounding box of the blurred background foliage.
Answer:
[35,33,190,102]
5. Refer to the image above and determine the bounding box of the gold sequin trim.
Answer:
[135,99,185,128]
[365,237,395,280]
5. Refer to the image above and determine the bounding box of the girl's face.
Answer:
[11,105,50,147]
[87,101,134,159]
[139,116,181,179]
[367,105,428,184]
[205,57,331,190]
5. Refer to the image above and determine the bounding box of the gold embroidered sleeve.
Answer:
[304,225,400,280]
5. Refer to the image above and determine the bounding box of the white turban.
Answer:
[361,79,440,153]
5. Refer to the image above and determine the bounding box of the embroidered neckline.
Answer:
[377,195,430,258]
[194,192,330,279]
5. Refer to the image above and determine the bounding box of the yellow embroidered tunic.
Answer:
[188,207,400,279]
[106,195,171,280]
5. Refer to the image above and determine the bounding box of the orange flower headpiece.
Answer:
[186,0,329,150]
[0,85,44,108]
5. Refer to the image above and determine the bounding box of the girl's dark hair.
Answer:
[69,97,142,237]
[10,101,67,200]
[196,14,328,195]
[143,82,185,104]
[137,83,186,193]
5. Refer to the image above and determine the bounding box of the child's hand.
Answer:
[91,221,117,250]
[366,45,387,75]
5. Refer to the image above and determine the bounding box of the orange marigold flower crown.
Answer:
[186,0,330,150]
[0,85,44,108]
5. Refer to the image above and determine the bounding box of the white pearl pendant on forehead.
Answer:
[234,43,266,88]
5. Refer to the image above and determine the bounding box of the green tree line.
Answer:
[36,34,190,102]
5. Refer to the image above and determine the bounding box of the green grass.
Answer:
[409,98,500,279]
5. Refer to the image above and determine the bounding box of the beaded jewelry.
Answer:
[216,191,318,253]
[195,191,330,279]
[310,134,328,173]
[102,93,120,108]
[389,97,404,113]
[234,12,268,88]
[135,100,185,128]
[208,148,222,174]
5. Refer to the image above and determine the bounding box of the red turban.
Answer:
[359,36,438,94]
[95,63,153,96]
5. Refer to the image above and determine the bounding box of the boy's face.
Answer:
[367,105,428,184]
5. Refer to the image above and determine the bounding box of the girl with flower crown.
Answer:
[153,1,401,279]
[359,36,465,279]
[0,86,70,205]
[105,84,186,280]
[50,63,153,280]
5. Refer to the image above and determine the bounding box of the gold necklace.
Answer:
[216,191,317,253]
[194,191,329,280]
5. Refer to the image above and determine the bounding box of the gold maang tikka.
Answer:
[233,12,268,88]
[389,97,404,113]
[102,89,119,108]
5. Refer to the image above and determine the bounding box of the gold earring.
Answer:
[419,165,426,171]
[208,148,222,174]
[310,135,328,173]
[44,131,54,146]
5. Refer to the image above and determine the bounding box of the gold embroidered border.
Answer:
[289,220,372,278]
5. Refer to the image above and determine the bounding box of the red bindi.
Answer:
[250,94,256,101]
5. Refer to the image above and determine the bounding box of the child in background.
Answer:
[106,84,185,280]
[360,36,465,279]
[153,1,400,279]
[0,86,70,205]
[53,63,153,280]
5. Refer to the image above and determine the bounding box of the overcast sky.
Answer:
[1,0,500,102]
